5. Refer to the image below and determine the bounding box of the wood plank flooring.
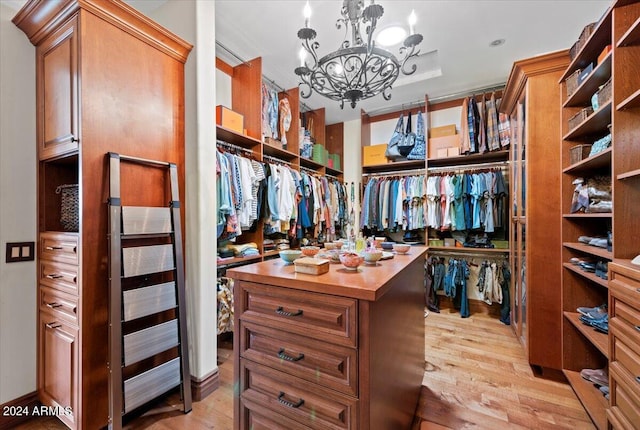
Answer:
[12,307,595,429]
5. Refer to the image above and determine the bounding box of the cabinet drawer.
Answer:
[610,366,640,430]
[237,281,357,348]
[239,321,357,396]
[240,360,357,430]
[40,260,79,295]
[39,286,78,324]
[610,269,640,308]
[40,232,79,265]
[611,298,640,337]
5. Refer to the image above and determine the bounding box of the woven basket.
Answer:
[568,107,594,131]
[578,23,596,50]
[565,69,581,98]
[570,144,592,164]
[596,78,612,107]
[56,184,79,231]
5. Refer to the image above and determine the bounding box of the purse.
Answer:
[407,110,426,160]
[398,111,416,157]
[385,113,405,160]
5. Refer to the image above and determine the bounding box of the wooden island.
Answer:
[228,246,427,430]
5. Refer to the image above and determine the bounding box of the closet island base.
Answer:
[228,246,427,430]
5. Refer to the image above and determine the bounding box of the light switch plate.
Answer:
[5,242,35,263]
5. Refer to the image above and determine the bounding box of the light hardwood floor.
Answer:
[14,307,596,430]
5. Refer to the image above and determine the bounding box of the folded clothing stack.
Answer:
[578,304,609,334]
[219,242,260,258]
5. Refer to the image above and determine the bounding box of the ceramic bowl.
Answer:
[301,246,320,257]
[393,244,411,254]
[324,242,341,250]
[381,241,395,250]
[279,249,302,263]
[340,252,364,270]
[362,250,383,264]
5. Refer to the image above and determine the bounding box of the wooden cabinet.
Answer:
[13,1,191,428]
[229,248,426,429]
[37,16,79,160]
[500,50,570,372]
[608,261,640,430]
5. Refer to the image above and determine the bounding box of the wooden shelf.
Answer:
[217,254,263,268]
[216,125,262,149]
[563,213,612,219]
[300,157,325,171]
[563,242,613,260]
[326,166,343,176]
[363,159,424,174]
[563,147,611,173]
[563,53,612,108]
[617,15,640,47]
[563,262,609,288]
[263,143,298,161]
[565,311,609,357]
[563,369,609,430]
[560,8,613,81]
[563,102,612,141]
[427,149,509,168]
[618,168,640,180]
[616,88,640,110]
[263,249,280,258]
[426,246,509,254]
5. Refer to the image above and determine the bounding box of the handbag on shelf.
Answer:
[407,110,426,160]
[398,111,416,157]
[385,113,405,160]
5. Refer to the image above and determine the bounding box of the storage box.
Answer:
[428,135,460,159]
[216,105,244,134]
[443,238,455,247]
[492,240,509,249]
[578,63,594,85]
[294,257,330,275]
[363,144,389,166]
[447,147,460,157]
[429,124,457,138]
[597,45,611,65]
[596,78,612,107]
[428,239,444,247]
[570,144,593,164]
[568,107,594,131]
[565,69,581,98]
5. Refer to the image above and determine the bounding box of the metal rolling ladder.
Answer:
[107,152,191,430]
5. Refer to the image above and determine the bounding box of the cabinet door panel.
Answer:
[37,16,78,159]
[39,311,77,428]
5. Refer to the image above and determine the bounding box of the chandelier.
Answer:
[294,0,423,109]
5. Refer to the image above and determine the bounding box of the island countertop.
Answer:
[227,246,427,301]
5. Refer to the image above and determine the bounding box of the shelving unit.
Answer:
[501,50,570,372]
[215,57,345,265]
[559,2,640,428]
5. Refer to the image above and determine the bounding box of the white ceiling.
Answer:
[5,0,612,124]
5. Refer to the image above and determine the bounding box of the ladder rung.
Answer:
[123,357,181,413]
[122,206,172,235]
[123,319,179,366]
[122,245,174,278]
[123,282,177,321]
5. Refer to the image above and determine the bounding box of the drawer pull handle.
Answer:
[636,326,640,332]
[277,392,304,409]
[46,302,62,309]
[278,348,305,362]
[276,306,303,317]
[45,322,61,329]
[45,246,63,251]
[637,376,640,384]
[46,274,64,279]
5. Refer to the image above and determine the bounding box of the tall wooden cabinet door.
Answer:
[36,15,79,160]
[39,311,78,428]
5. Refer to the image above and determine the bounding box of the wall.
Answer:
[150,0,218,383]
[0,3,37,403]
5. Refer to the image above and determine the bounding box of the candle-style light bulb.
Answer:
[303,1,312,28]
[299,47,306,67]
[408,10,417,35]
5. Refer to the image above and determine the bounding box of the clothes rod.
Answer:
[216,140,254,155]
[363,168,426,177]
[427,83,506,104]
[427,160,509,173]
[427,249,510,258]
[263,155,292,166]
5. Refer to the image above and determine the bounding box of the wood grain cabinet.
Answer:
[229,250,427,430]
[500,50,570,372]
[13,1,191,428]
[608,261,640,430]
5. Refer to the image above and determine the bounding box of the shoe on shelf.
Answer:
[592,318,609,334]
[577,304,607,319]
[589,237,608,248]
[595,261,609,279]
[580,368,609,386]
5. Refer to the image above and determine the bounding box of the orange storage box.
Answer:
[363,144,389,166]
[429,124,457,138]
[216,105,244,134]
[428,135,460,159]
